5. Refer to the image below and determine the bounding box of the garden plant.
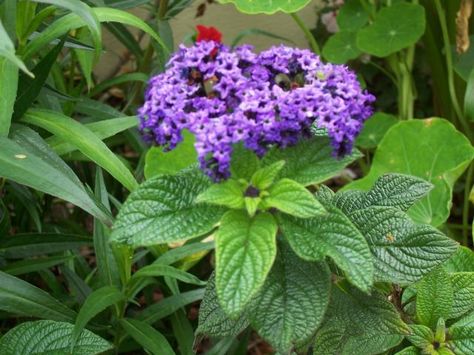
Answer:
[0,0,473,354]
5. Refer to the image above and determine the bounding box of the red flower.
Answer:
[196,25,222,43]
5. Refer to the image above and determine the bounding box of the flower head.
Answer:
[196,25,222,43]
[139,41,374,181]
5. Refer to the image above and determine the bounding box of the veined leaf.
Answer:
[23,109,138,191]
[249,241,331,353]
[444,247,474,273]
[450,272,474,320]
[111,168,225,246]
[406,324,434,349]
[356,112,398,149]
[250,160,285,190]
[216,210,277,317]
[120,318,175,355]
[447,313,474,354]
[196,179,245,209]
[0,320,111,355]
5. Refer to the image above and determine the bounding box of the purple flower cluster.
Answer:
[139,41,375,181]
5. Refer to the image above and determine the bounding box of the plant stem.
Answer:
[290,12,320,55]
[462,162,473,245]
[434,0,474,141]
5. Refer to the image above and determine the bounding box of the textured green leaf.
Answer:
[0,320,111,355]
[196,179,245,209]
[448,316,474,355]
[314,286,409,355]
[216,210,277,317]
[444,247,474,273]
[120,318,175,355]
[249,242,331,353]
[416,267,453,329]
[23,109,138,192]
[111,168,225,246]
[250,160,285,190]
[407,324,434,348]
[218,0,312,14]
[264,178,325,218]
[356,3,425,57]
[0,58,18,137]
[348,206,457,284]
[449,273,474,320]
[356,112,398,149]
[337,0,369,31]
[0,271,76,321]
[230,144,260,181]
[144,130,197,179]
[262,136,361,186]
[73,286,124,347]
[395,346,421,355]
[323,31,361,64]
[345,119,474,226]
[278,201,373,292]
[196,273,249,337]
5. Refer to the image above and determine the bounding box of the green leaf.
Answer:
[447,315,474,355]
[356,3,425,57]
[0,320,111,355]
[465,69,474,121]
[449,272,474,319]
[144,130,197,179]
[72,286,124,348]
[0,20,33,76]
[278,200,373,292]
[244,196,261,217]
[131,264,206,286]
[314,286,409,355]
[196,273,249,337]
[216,210,277,317]
[348,206,458,284]
[262,136,361,186]
[90,72,148,97]
[120,318,175,355]
[2,255,74,276]
[111,168,225,246]
[263,178,325,218]
[0,126,111,225]
[454,35,474,82]
[323,31,361,64]
[230,144,260,181]
[249,241,331,353]
[407,324,434,348]
[230,28,294,48]
[345,119,474,226]
[355,112,398,149]
[416,267,453,329]
[47,116,138,155]
[337,0,369,31]
[444,247,474,273]
[395,346,421,355]
[23,109,138,192]
[218,0,312,14]
[74,28,94,89]
[250,160,285,190]
[0,271,76,321]
[196,179,245,209]
[0,58,18,137]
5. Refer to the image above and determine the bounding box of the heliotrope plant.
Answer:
[111,27,471,354]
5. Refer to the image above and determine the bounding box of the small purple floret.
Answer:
[139,42,375,181]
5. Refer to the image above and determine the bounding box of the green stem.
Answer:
[290,12,320,55]
[367,61,398,88]
[462,162,473,246]
[434,0,473,141]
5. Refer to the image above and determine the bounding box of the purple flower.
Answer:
[139,42,374,181]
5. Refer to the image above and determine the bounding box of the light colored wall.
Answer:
[95,1,321,79]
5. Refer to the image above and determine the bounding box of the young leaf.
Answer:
[250,160,285,190]
[416,267,453,329]
[120,318,175,355]
[314,285,409,355]
[407,324,434,349]
[0,320,111,355]
[355,112,398,149]
[0,271,76,322]
[244,196,261,217]
[72,286,124,348]
[22,109,138,192]
[196,273,249,337]
[278,201,374,292]
[216,210,277,317]
[249,242,331,353]
[219,0,312,14]
[196,179,245,209]
[111,168,225,246]
[263,178,325,218]
[449,272,474,319]
[356,3,425,57]
[262,136,361,186]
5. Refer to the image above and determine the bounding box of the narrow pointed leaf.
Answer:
[120,318,175,355]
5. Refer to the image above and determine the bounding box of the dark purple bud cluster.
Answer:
[139,41,375,181]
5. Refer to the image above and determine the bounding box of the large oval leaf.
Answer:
[216,210,277,317]
[0,320,111,355]
[111,168,225,246]
[219,0,312,14]
[345,118,474,226]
